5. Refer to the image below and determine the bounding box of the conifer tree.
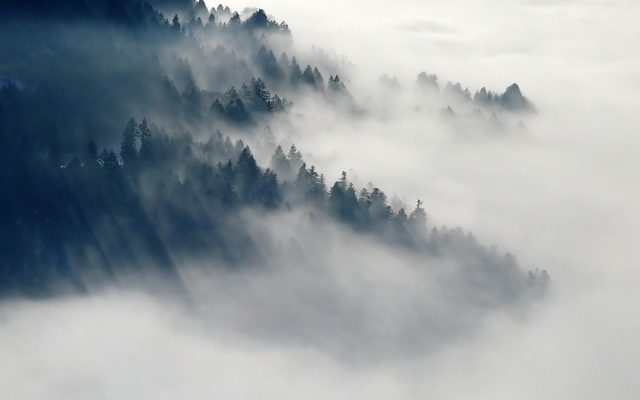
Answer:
[120,118,138,167]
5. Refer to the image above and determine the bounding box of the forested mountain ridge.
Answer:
[0,0,548,304]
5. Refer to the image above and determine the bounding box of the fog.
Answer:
[2,0,639,398]
[230,0,640,397]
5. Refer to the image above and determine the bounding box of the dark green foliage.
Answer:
[98,149,120,170]
[328,172,358,223]
[172,14,181,31]
[270,145,291,179]
[270,94,286,112]
[0,0,547,299]
[294,163,326,205]
[211,98,226,116]
[0,112,284,293]
[138,118,153,164]
[235,147,260,202]
[253,78,271,108]
[409,199,427,227]
[300,65,326,90]
[227,12,241,26]
[278,52,290,73]
[256,46,285,82]
[120,117,138,168]
[0,104,549,295]
[287,144,303,169]
[226,97,250,122]
[245,9,269,30]
[328,75,346,93]
[289,57,303,85]
[417,72,439,91]
[313,68,324,89]
[182,80,203,118]
[207,79,289,124]
[498,83,534,112]
[232,147,280,207]
[302,65,316,86]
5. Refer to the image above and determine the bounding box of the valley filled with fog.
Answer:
[1,0,638,398]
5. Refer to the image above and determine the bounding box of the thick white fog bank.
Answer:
[0,289,636,399]
[0,293,464,400]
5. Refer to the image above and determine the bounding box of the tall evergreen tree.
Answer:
[282,145,301,175]
[313,67,324,90]
[270,145,292,180]
[278,52,290,74]
[253,78,272,111]
[329,172,357,222]
[235,147,260,202]
[290,57,302,85]
[302,65,315,86]
[139,118,152,163]
[120,118,138,167]
[225,95,250,123]
[211,98,225,115]
[99,149,120,170]
[409,199,427,228]
[256,46,284,82]
[172,14,181,32]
